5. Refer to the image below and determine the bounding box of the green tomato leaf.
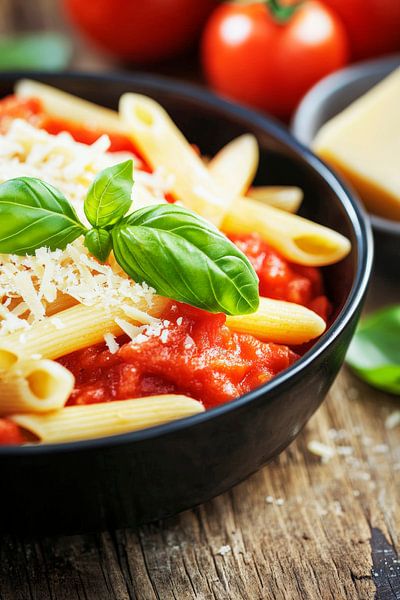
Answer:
[84,228,112,263]
[111,203,260,315]
[0,177,85,255]
[0,33,72,71]
[84,160,133,229]
[346,306,400,394]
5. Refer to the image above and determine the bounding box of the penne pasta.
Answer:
[119,93,235,226]
[222,197,351,266]
[208,134,259,197]
[11,395,205,443]
[0,359,74,415]
[1,296,169,360]
[0,346,20,370]
[247,186,303,213]
[226,297,325,345]
[16,79,124,135]
[45,293,79,316]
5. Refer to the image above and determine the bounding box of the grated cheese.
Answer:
[103,333,120,355]
[0,120,171,225]
[0,240,158,336]
[0,120,176,339]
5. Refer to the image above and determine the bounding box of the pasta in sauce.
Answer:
[0,81,351,445]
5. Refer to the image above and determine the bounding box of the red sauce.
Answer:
[60,303,298,409]
[231,233,331,322]
[0,95,43,131]
[0,94,145,158]
[0,419,25,445]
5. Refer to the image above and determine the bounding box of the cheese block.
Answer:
[313,67,400,220]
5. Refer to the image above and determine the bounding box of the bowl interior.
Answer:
[0,72,372,452]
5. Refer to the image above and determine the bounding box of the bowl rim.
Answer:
[291,54,400,235]
[0,70,373,456]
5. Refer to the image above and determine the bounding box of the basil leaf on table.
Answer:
[84,160,133,229]
[0,33,72,71]
[0,177,86,254]
[112,204,260,315]
[84,229,113,263]
[346,306,400,394]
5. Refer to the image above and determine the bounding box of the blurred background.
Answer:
[0,0,399,123]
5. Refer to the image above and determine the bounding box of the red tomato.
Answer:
[201,1,348,118]
[322,0,400,60]
[64,0,216,64]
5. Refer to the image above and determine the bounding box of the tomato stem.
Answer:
[265,0,303,23]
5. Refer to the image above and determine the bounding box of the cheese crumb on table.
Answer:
[307,440,336,462]
[216,545,231,556]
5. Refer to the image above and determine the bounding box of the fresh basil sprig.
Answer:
[346,306,400,394]
[0,161,259,315]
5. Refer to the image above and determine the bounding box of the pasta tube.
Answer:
[119,93,234,226]
[222,197,351,266]
[16,79,124,135]
[207,135,302,213]
[0,346,20,370]
[208,134,259,197]
[11,395,205,443]
[0,359,74,415]
[226,297,325,345]
[1,296,169,360]
[247,186,303,213]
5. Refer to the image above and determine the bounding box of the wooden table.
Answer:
[0,2,399,598]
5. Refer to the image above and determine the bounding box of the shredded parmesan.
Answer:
[103,333,120,355]
[0,120,176,339]
[0,240,158,335]
[0,120,171,224]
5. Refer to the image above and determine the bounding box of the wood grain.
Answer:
[0,1,399,599]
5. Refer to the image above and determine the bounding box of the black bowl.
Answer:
[291,55,400,275]
[0,72,372,534]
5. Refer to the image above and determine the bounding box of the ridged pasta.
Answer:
[222,197,351,266]
[1,296,169,360]
[119,93,235,226]
[246,186,303,213]
[0,358,74,415]
[11,395,205,443]
[208,134,259,197]
[16,79,123,135]
[227,297,325,345]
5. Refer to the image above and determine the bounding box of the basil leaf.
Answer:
[346,306,400,394]
[84,160,133,229]
[112,204,259,315]
[0,33,72,71]
[84,228,112,263]
[0,177,85,254]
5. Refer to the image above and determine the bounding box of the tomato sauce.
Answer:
[0,419,25,445]
[60,303,298,409]
[0,94,145,158]
[0,95,332,430]
[231,234,331,323]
